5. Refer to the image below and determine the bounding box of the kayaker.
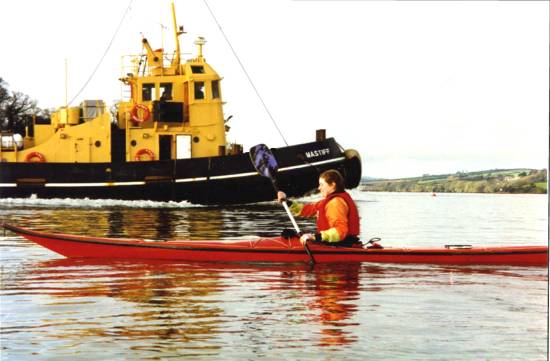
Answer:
[277,169,360,246]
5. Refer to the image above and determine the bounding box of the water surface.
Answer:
[1,191,547,360]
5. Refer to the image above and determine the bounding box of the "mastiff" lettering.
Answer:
[305,148,330,159]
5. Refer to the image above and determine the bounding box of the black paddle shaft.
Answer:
[249,144,315,265]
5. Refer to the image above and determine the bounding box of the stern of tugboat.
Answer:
[342,149,362,189]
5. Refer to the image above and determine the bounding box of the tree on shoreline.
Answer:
[0,77,42,135]
[0,78,8,106]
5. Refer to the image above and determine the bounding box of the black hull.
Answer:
[0,138,361,204]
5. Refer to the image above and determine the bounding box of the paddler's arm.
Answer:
[276,191,317,217]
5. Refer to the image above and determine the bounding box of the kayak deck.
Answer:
[2,223,548,266]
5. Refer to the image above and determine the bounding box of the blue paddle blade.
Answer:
[249,144,278,178]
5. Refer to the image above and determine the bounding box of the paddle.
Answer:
[249,144,315,264]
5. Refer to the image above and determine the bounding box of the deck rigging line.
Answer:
[68,0,134,106]
[202,0,289,146]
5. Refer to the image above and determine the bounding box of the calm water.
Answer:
[0,191,548,360]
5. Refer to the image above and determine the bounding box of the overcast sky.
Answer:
[1,0,548,178]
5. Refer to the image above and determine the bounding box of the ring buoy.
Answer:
[25,152,46,163]
[135,148,155,161]
[131,104,150,124]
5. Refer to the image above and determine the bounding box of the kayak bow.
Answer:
[2,223,548,266]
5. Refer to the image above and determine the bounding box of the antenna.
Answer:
[158,22,167,51]
[64,58,68,108]
[170,1,182,68]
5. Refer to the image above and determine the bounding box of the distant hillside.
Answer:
[360,168,547,194]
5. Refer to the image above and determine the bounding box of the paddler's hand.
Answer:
[277,191,287,203]
[300,233,315,245]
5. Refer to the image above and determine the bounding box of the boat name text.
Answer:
[305,148,330,159]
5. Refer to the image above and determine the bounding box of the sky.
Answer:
[0,0,548,179]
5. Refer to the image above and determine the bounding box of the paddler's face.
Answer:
[318,177,336,198]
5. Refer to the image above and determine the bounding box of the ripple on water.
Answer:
[0,193,548,360]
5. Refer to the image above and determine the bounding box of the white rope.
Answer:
[202,0,289,146]
[68,0,134,106]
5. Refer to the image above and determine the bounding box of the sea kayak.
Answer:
[3,223,548,266]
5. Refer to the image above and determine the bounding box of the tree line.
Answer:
[360,169,547,194]
[0,77,48,136]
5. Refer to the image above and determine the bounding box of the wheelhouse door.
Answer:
[159,135,172,161]
[176,135,192,159]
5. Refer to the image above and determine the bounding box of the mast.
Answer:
[171,1,182,72]
[64,58,68,107]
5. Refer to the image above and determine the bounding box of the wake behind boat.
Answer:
[3,223,547,266]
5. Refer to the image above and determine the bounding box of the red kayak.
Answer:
[3,223,548,266]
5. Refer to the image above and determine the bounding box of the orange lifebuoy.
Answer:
[131,104,150,124]
[135,148,155,161]
[25,152,46,163]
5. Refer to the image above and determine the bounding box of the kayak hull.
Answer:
[3,223,548,266]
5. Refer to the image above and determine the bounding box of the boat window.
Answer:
[160,83,172,101]
[212,80,220,99]
[191,66,205,74]
[152,101,183,123]
[142,83,154,101]
[35,116,51,125]
[194,82,205,100]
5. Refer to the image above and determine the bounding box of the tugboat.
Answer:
[0,3,361,204]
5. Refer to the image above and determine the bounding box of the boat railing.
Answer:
[119,52,189,101]
[120,52,191,77]
[0,131,23,161]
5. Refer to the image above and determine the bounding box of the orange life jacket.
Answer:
[316,191,360,238]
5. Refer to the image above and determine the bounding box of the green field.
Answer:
[535,182,547,191]
[360,168,547,194]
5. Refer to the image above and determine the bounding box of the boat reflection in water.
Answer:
[22,253,544,354]
[24,258,225,343]
[11,206,239,241]
[23,256,369,348]
[6,201,307,243]
[104,208,227,240]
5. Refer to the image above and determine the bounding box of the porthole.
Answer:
[193,136,200,143]
[131,140,137,147]
[94,140,101,147]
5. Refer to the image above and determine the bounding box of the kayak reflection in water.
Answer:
[309,263,362,346]
[277,169,361,247]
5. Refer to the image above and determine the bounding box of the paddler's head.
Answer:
[318,169,345,198]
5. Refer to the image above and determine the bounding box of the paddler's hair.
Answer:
[320,169,345,193]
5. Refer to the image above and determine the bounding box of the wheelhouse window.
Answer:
[212,80,220,99]
[142,83,154,101]
[194,82,205,100]
[160,83,173,101]
[191,65,205,74]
